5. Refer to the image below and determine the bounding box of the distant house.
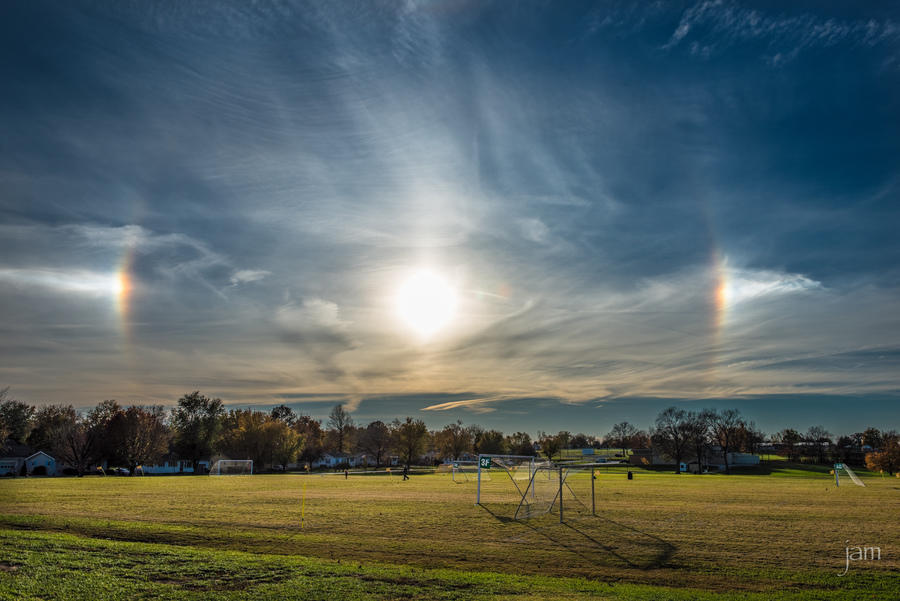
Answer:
[0,442,57,476]
[140,459,209,475]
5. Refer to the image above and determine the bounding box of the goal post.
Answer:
[475,454,549,505]
[209,459,253,476]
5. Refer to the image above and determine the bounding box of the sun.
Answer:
[395,270,458,339]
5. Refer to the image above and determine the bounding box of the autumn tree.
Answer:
[475,429,506,455]
[0,398,34,443]
[391,417,429,469]
[436,420,473,460]
[171,391,224,471]
[358,420,392,467]
[294,415,324,465]
[505,432,535,456]
[270,404,298,426]
[268,419,304,468]
[27,404,74,453]
[108,406,170,475]
[865,433,900,475]
[218,409,270,465]
[537,431,563,461]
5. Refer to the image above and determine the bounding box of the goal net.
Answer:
[209,459,253,476]
[436,461,483,483]
[475,454,549,505]
[516,463,598,520]
[834,463,866,487]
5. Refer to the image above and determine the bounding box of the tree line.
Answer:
[1,388,897,476]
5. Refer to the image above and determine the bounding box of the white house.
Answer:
[140,460,209,475]
[26,451,57,476]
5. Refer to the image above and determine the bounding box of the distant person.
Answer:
[344,469,348,479]
[402,464,410,481]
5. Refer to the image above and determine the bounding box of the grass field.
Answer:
[1,466,898,600]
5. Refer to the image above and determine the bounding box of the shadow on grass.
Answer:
[478,503,677,571]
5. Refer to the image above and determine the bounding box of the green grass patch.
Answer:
[1,471,897,599]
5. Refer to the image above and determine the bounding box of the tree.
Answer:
[537,431,563,461]
[776,428,802,461]
[358,420,392,467]
[737,421,766,455]
[475,429,506,455]
[108,406,170,475]
[268,419,304,468]
[862,427,884,450]
[270,404,298,426]
[805,425,832,464]
[27,404,73,452]
[652,407,690,473]
[710,409,744,474]
[436,421,473,460]
[48,407,98,477]
[171,391,225,471]
[391,417,428,469]
[218,409,272,466]
[327,404,354,454]
[505,432,535,456]
[294,415,324,465]
[865,435,900,475]
[87,400,121,467]
[0,399,34,443]
[682,410,713,473]
[628,430,651,450]
[605,422,638,457]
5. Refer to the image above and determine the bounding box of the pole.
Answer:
[558,466,564,523]
[591,469,596,517]
[476,454,482,505]
[835,468,840,487]
[300,479,306,528]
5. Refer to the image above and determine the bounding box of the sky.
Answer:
[1,1,898,436]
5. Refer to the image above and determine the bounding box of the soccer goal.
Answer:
[209,459,253,476]
[833,462,866,487]
[515,463,600,521]
[474,454,550,505]
[436,460,482,483]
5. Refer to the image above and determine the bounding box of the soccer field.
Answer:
[1,468,897,600]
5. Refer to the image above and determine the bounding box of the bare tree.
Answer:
[652,407,690,473]
[776,428,802,462]
[682,409,713,473]
[805,425,832,464]
[49,407,98,477]
[605,422,637,457]
[710,409,744,474]
[327,404,354,454]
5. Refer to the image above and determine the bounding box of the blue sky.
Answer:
[1,1,898,436]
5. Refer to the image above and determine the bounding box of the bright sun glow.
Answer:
[395,270,457,338]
